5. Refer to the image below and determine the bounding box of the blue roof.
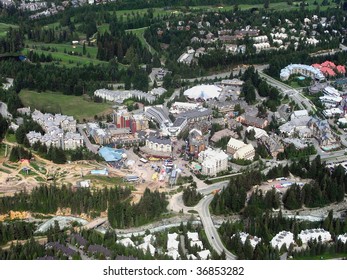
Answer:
[99,147,124,162]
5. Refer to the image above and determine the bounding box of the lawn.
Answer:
[19,89,112,121]
[0,143,7,158]
[0,22,19,37]
[126,27,157,55]
[293,252,347,260]
[5,132,16,143]
[24,41,104,68]
[192,0,334,12]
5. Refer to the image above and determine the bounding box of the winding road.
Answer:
[169,180,237,259]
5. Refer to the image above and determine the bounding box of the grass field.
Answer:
[19,89,112,121]
[24,41,105,68]
[126,27,157,55]
[293,252,347,260]
[190,0,335,12]
[0,23,19,37]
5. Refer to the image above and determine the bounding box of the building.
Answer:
[94,89,156,103]
[298,228,331,244]
[169,102,201,114]
[167,233,180,260]
[130,114,149,132]
[245,126,268,139]
[308,118,339,147]
[210,129,237,143]
[323,86,340,97]
[337,233,347,244]
[236,114,269,129]
[233,144,255,161]
[114,109,131,129]
[188,128,209,157]
[184,85,222,101]
[270,231,294,249]
[258,134,284,158]
[198,148,228,176]
[178,108,212,124]
[26,111,83,150]
[197,249,211,260]
[290,109,309,120]
[187,231,203,249]
[319,95,342,108]
[227,137,247,155]
[231,232,261,248]
[146,136,172,153]
[165,117,188,137]
[280,64,325,81]
[322,108,343,118]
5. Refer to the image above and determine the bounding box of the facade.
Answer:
[227,137,255,160]
[198,148,228,176]
[145,136,172,153]
[233,144,255,161]
[227,137,247,155]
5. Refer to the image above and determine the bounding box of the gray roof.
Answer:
[147,136,171,145]
[179,108,212,119]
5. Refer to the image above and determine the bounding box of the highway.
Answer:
[195,193,237,260]
[258,72,317,112]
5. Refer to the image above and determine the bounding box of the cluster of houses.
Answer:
[23,109,84,150]
[279,109,339,150]
[174,12,342,66]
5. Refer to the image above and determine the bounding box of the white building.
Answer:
[187,231,203,249]
[198,148,228,176]
[169,102,201,114]
[319,95,342,108]
[227,137,255,160]
[117,238,135,247]
[291,110,309,120]
[167,233,180,260]
[323,108,343,118]
[337,233,347,244]
[197,249,211,260]
[145,136,172,153]
[231,232,261,248]
[323,86,340,97]
[184,85,222,101]
[270,231,294,249]
[233,144,255,161]
[298,228,332,244]
[246,126,269,139]
[94,89,156,103]
[280,64,325,81]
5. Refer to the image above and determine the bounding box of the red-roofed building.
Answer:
[312,63,321,69]
[320,67,336,77]
[337,65,346,74]
[321,61,336,69]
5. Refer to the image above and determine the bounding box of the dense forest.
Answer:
[0,185,168,229]
[219,210,347,259]
[211,156,347,216]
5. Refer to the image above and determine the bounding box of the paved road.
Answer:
[83,217,107,230]
[183,64,269,83]
[77,124,99,154]
[195,194,237,260]
[258,72,316,112]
